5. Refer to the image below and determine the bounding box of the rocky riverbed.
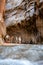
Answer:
[0,44,43,65]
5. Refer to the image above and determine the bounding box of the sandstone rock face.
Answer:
[5,0,35,27]
[5,0,43,43]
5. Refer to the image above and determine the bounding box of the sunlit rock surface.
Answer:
[5,0,35,27]
[5,0,43,27]
[0,44,43,65]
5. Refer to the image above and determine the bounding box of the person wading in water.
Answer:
[0,0,6,44]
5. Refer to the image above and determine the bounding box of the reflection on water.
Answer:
[0,44,43,65]
[0,59,33,65]
[0,59,43,65]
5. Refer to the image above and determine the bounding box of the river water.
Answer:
[0,44,43,65]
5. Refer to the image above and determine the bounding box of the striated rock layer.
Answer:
[4,0,43,43]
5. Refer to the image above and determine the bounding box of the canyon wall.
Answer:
[5,0,43,43]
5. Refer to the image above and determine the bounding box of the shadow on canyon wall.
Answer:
[4,0,43,44]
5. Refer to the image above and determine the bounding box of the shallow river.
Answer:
[0,44,43,65]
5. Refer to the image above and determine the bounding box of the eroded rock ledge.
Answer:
[4,0,43,43]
